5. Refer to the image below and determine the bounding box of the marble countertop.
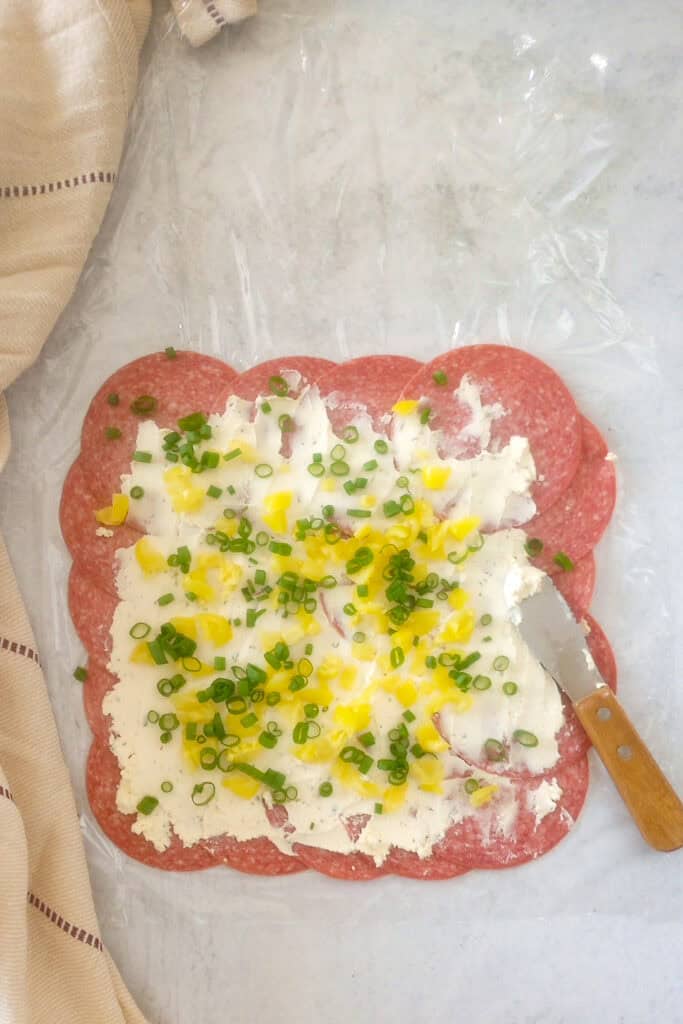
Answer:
[1,1,682,1021]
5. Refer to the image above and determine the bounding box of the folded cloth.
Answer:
[0,1,255,1021]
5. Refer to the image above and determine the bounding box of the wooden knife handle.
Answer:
[575,687,683,851]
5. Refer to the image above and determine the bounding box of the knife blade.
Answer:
[518,576,683,853]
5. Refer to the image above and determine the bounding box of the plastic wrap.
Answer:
[1,3,681,1021]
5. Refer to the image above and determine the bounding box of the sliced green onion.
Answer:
[147,710,159,723]
[261,402,272,414]
[131,395,157,416]
[304,703,319,719]
[330,460,349,476]
[342,602,357,616]
[319,575,337,589]
[224,447,242,462]
[383,499,401,519]
[191,782,215,806]
[269,540,292,556]
[178,412,207,432]
[399,494,415,514]
[268,375,289,396]
[480,613,492,626]
[513,729,539,748]
[130,485,144,500]
[293,722,309,744]
[356,584,369,598]
[374,439,389,454]
[433,370,448,386]
[484,738,507,762]
[159,713,179,731]
[147,640,167,665]
[255,463,273,478]
[200,747,218,770]
[464,778,479,794]
[185,722,197,741]
[319,782,333,797]
[322,504,335,520]
[362,459,378,472]
[473,675,492,691]
[214,656,226,671]
[129,622,151,640]
[241,712,258,728]
[352,631,366,644]
[347,508,371,518]
[374,803,384,815]
[157,593,175,606]
[164,346,177,359]
[524,537,544,558]
[553,551,575,572]
[493,655,510,672]
[136,796,158,815]
[359,731,376,748]
[259,731,277,749]
[107,392,120,406]
[503,681,518,696]
[390,646,405,668]
[133,450,152,463]
[255,531,269,546]
[425,655,437,670]
[161,780,174,793]
[105,426,121,440]
[73,666,88,682]
[419,406,431,425]
[206,485,222,499]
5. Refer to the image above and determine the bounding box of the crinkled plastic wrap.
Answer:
[1,3,681,1021]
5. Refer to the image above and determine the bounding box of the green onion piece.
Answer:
[304,703,319,719]
[553,551,575,572]
[493,655,510,672]
[356,584,369,598]
[178,412,207,432]
[147,710,159,723]
[159,713,179,731]
[297,658,313,677]
[347,508,371,518]
[214,656,226,671]
[390,646,405,668]
[383,499,401,518]
[293,722,309,745]
[136,796,158,815]
[480,613,493,626]
[342,602,356,616]
[374,802,383,815]
[185,722,197,741]
[503,681,518,696]
[191,782,216,806]
[266,691,281,707]
[467,534,485,553]
[362,459,378,472]
[319,575,337,589]
[200,747,218,770]
[261,401,272,414]
[341,425,358,443]
[181,656,201,673]
[484,738,507,762]
[308,462,325,477]
[131,395,157,416]
[330,444,346,461]
[289,676,307,693]
[259,731,277,749]
[107,392,120,406]
[330,460,350,476]
[268,375,289,396]
[352,631,366,644]
[374,439,389,454]
[359,732,375,748]
[224,447,242,462]
[464,778,479,794]
[133,450,153,463]
[147,640,167,665]
[130,485,144,500]
[399,494,415,514]
[473,675,492,691]
[269,540,292,556]
[129,621,151,640]
[319,782,333,797]
[322,504,335,520]
[459,652,481,670]
[279,413,294,432]
[272,789,287,804]
[164,346,177,359]
[357,754,373,775]
[524,537,544,557]
[403,709,416,723]
[241,713,258,728]
[285,785,298,801]
[255,531,269,546]
[254,463,274,479]
[409,744,425,759]
[105,426,121,440]
[73,666,88,683]
[513,729,539,748]
[160,780,174,793]
[157,593,174,606]
[433,370,448,386]
[206,484,222,499]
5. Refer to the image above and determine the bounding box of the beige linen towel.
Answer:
[0,1,255,1022]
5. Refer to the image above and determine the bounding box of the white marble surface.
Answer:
[1,1,683,1021]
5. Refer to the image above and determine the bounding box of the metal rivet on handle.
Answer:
[597,707,611,721]
[617,744,633,761]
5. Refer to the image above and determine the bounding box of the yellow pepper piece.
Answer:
[410,756,445,794]
[130,641,155,665]
[392,399,418,415]
[198,613,232,646]
[469,784,498,808]
[415,720,449,754]
[163,466,205,514]
[182,571,215,604]
[223,774,261,800]
[134,537,167,575]
[382,782,409,813]
[95,493,129,526]
[449,587,469,610]
[421,465,452,491]
[334,703,371,733]
[169,616,198,640]
[333,761,381,799]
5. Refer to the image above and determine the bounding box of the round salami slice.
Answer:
[60,460,138,592]
[81,660,117,742]
[382,845,471,881]
[68,566,118,662]
[293,844,387,880]
[525,417,616,573]
[316,355,423,433]
[80,351,240,497]
[86,739,306,875]
[402,345,583,512]
[234,356,336,401]
[434,756,590,872]
[553,553,595,618]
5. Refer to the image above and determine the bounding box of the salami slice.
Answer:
[401,345,583,512]
[434,756,589,871]
[382,845,471,881]
[60,461,138,592]
[525,417,616,573]
[553,553,595,618]
[316,355,423,432]
[68,566,118,661]
[234,356,336,401]
[80,351,240,497]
